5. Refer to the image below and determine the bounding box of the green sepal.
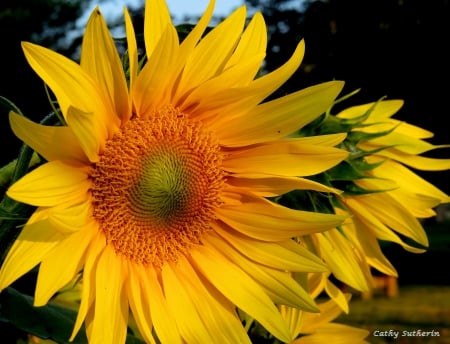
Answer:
[341,181,395,197]
[297,113,353,137]
[324,153,384,182]
[275,189,336,215]
[349,145,394,160]
[346,124,398,144]
[0,96,24,116]
[325,161,368,181]
[350,156,385,173]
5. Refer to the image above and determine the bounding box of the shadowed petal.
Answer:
[0,214,63,291]
[9,112,88,163]
[35,224,97,306]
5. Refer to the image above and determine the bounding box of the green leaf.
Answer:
[0,287,146,344]
[0,287,87,344]
[0,159,17,189]
[346,124,398,144]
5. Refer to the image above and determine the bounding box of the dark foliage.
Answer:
[0,0,86,163]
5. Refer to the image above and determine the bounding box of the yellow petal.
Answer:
[176,255,252,344]
[21,42,118,134]
[66,106,108,162]
[293,323,369,344]
[389,192,439,218]
[373,147,450,171]
[224,11,267,73]
[178,0,215,55]
[124,8,138,117]
[392,120,434,139]
[215,81,345,146]
[353,189,428,247]
[175,6,246,98]
[217,191,346,241]
[213,222,327,272]
[315,229,371,291]
[191,39,306,124]
[180,12,267,106]
[133,25,180,115]
[365,132,449,155]
[9,112,87,163]
[280,304,305,340]
[70,231,105,341]
[247,38,305,103]
[181,54,265,113]
[48,200,94,234]
[126,263,156,344]
[162,257,250,344]
[81,7,130,122]
[368,157,450,202]
[302,294,351,333]
[226,174,340,197]
[206,234,319,312]
[190,242,292,343]
[223,138,348,176]
[344,198,426,253]
[0,215,63,291]
[34,224,96,306]
[7,160,90,207]
[144,0,173,57]
[337,100,404,122]
[343,215,398,276]
[170,0,215,93]
[142,267,183,344]
[293,133,347,146]
[90,246,128,344]
[307,272,328,299]
[162,262,219,343]
[324,280,349,314]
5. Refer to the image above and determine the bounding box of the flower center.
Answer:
[130,147,191,221]
[90,107,224,266]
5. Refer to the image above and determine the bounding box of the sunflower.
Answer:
[306,98,450,291]
[0,0,348,342]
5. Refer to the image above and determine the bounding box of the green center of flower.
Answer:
[130,146,191,222]
[90,107,224,266]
